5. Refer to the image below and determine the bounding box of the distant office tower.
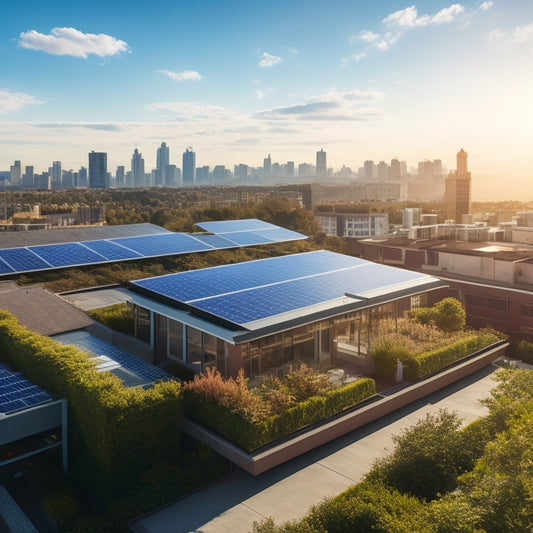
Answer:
[433,159,443,176]
[390,158,401,180]
[213,165,226,182]
[298,163,315,178]
[131,148,145,187]
[263,154,272,178]
[286,161,295,178]
[234,164,248,181]
[402,208,420,229]
[445,148,471,223]
[23,166,34,189]
[196,166,209,183]
[377,161,389,180]
[156,142,170,186]
[78,167,87,188]
[182,147,196,184]
[364,160,375,180]
[50,161,62,189]
[316,149,327,178]
[62,170,74,188]
[88,151,107,188]
[10,160,22,187]
[116,165,125,187]
[165,164,178,186]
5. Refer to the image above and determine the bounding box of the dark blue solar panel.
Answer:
[195,219,278,234]
[254,228,307,242]
[132,250,364,303]
[52,331,174,385]
[189,234,236,249]
[0,258,15,274]
[218,231,275,246]
[111,233,212,257]
[82,239,143,260]
[0,248,52,271]
[30,243,106,267]
[0,362,52,415]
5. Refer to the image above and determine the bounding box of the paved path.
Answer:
[130,364,500,533]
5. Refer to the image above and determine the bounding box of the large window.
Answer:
[168,319,183,362]
[186,327,202,370]
[133,305,151,345]
[465,293,508,312]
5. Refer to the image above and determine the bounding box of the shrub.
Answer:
[409,297,466,333]
[88,302,134,335]
[0,310,182,497]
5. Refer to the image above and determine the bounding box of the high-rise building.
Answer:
[182,147,196,184]
[88,152,107,188]
[377,161,389,180]
[445,148,471,223]
[316,149,327,178]
[213,165,226,182]
[116,166,125,187]
[78,167,87,188]
[363,160,375,180]
[156,142,170,186]
[263,154,272,178]
[131,148,145,187]
[165,164,178,186]
[390,158,401,180]
[62,169,75,188]
[196,166,210,183]
[10,161,22,187]
[50,161,62,189]
[23,166,34,189]
[286,161,295,178]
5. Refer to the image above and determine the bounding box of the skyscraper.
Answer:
[51,161,62,189]
[156,142,170,186]
[23,166,34,189]
[88,152,107,188]
[10,160,21,187]
[316,149,327,178]
[263,154,272,178]
[131,148,145,187]
[445,148,471,223]
[116,166,125,187]
[182,147,196,185]
[363,160,375,180]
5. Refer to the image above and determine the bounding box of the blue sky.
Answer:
[1,0,532,198]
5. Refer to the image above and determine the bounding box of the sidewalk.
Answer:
[129,364,499,533]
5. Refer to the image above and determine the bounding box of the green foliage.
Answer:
[367,410,473,501]
[511,338,533,364]
[164,360,196,381]
[88,302,134,335]
[370,338,412,379]
[253,481,432,533]
[409,297,466,333]
[0,310,182,497]
[183,369,376,451]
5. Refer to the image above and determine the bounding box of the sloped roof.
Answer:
[0,281,93,336]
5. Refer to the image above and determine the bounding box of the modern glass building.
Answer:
[127,250,445,379]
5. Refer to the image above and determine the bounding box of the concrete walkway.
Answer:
[130,364,500,533]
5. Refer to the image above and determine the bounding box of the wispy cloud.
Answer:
[158,69,202,82]
[487,20,533,45]
[19,27,129,58]
[0,90,42,114]
[479,1,494,11]
[351,4,466,53]
[259,52,282,68]
[255,87,274,99]
[34,122,123,131]
[256,89,385,121]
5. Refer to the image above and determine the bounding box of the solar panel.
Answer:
[132,250,361,303]
[254,227,308,242]
[188,234,236,249]
[82,239,144,260]
[131,250,439,328]
[30,243,106,267]
[52,331,174,385]
[195,219,279,234]
[0,248,52,272]
[0,258,15,274]
[0,362,52,415]
[216,231,276,246]
[110,233,212,257]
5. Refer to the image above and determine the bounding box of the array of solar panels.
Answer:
[131,249,439,328]
[0,362,52,415]
[0,219,306,276]
[52,331,174,387]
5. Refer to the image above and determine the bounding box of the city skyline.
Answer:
[1,0,532,200]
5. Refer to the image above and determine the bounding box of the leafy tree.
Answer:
[433,297,466,332]
[367,409,472,501]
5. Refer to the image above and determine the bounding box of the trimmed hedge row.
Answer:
[402,333,499,380]
[183,377,376,452]
[0,310,182,496]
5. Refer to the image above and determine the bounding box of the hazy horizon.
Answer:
[1,0,532,200]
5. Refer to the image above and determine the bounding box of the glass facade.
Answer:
[133,303,399,379]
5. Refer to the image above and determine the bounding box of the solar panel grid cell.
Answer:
[110,233,211,257]
[195,219,278,233]
[0,248,52,271]
[30,243,106,267]
[82,239,144,260]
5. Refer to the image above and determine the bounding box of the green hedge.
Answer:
[88,302,134,335]
[0,310,182,496]
[183,377,376,452]
[412,333,498,380]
